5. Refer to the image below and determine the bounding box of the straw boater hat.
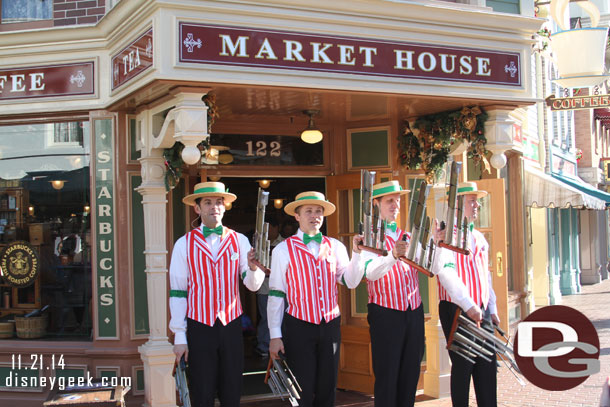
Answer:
[372,180,410,200]
[455,181,487,199]
[182,182,237,206]
[284,191,336,216]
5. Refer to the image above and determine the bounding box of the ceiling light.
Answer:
[258,179,272,189]
[50,180,67,190]
[274,199,284,209]
[301,109,323,144]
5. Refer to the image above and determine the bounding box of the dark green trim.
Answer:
[364,259,373,277]
[269,289,286,298]
[170,290,188,298]
[242,271,247,280]
[372,184,403,197]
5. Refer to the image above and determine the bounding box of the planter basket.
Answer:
[15,315,48,339]
[0,322,14,339]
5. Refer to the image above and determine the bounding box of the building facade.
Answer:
[0,1,541,405]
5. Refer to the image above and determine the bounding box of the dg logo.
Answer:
[515,305,600,391]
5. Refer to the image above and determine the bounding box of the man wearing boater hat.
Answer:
[267,191,363,407]
[436,181,499,407]
[352,180,424,407]
[169,181,265,407]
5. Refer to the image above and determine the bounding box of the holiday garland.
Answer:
[163,93,217,191]
[398,107,488,182]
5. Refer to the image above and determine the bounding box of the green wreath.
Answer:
[398,107,488,182]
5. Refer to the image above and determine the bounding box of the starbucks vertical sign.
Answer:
[94,118,117,339]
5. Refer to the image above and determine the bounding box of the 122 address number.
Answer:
[245,141,281,157]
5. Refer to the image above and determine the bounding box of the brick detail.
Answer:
[53,11,66,19]
[77,16,99,24]
[77,0,98,9]
[55,2,77,11]
[98,0,106,6]
[66,9,87,17]
[54,18,77,26]
[87,7,106,15]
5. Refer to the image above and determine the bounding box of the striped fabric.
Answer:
[284,235,340,324]
[367,230,422,311]
[185,227,242,326]
[438,229,489,308]
[524,166,606,210]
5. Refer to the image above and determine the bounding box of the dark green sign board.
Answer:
[94,118,117,338]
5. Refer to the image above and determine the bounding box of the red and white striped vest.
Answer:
[185,227,242,326]
[438,229,490,308]
[285,235,340,324]
[367,230,422,311]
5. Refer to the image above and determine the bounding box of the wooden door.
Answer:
[326,172,384,393]
[474,178,509,334]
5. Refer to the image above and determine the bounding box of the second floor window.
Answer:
[1,0,52,24]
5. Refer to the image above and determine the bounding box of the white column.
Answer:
[136,89,210,407]
[137,147,176,407]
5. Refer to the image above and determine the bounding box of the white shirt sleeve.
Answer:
[360,250,400,281]
[268,241,290,339]
[431,248,476,312]
[237,233,265,291]
[487,271,498,315]
[169,236,189,345]
[332,238,363,289]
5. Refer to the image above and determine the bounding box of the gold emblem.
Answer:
[0,241,39,288]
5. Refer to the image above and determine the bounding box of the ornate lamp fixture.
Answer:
[301,110,323,144]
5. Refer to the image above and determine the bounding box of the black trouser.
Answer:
[186,316,243,407]
[439,301,497,407]
[367,303,425,407]
[283,313,341,407]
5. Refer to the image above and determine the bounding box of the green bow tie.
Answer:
[202,225,223,237]
[469,222,474,232]
[385,221,397,233]
[303,233,322,245]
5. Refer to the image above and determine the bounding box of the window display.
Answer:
[0,121,91,339]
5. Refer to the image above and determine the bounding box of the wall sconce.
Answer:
[301,109,323,144]
[50,180,67,190]
[84,205,91,214]
[274,199,284,209]
[28,206,34,216]
[258,179,272,189]
[224,201,232,210]
[208,176,221,182]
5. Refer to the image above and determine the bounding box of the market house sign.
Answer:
[0,241,39,288]
[179,23,521,86]
[0,62,94,100]
[111,28,153,90]
[546,94,610,111]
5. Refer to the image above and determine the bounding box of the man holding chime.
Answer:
[169,182,266,407]
[353,180,425,407]
[435,181,500,407]
[267,191,363,407]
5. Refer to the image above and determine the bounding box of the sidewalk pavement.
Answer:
[245,278,610,407]
[415,277,610,407]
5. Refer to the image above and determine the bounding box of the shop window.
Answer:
[50,122,84,147]
[486,0,520,14]
[1,0,52,23]
[0,121,92,340]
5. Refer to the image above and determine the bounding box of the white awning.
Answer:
[524,166,607,210]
